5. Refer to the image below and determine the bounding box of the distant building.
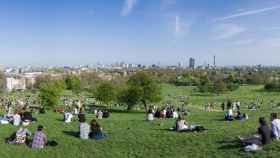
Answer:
[6,77,26,91]
[189,58,195,69]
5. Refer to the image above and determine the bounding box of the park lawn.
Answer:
[0,85,280,158]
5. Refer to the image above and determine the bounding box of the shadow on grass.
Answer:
[190,93,218,97]
[63,131,79,138]
[109,109,145,114]
[217,140,242,151]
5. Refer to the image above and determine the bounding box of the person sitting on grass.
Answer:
[13,112,21,126]
[147,108,154,121]
[97,110,103,119]
[89,119,105,140]
[173,110,179,119]
[103,110,110,118]
[225,109,234,121]
[171,115,207,132]
[31,125,48,149]
[271,113,280,140]
[154,109,160,118]
[6,127,31,145]
[235,111,248,121]
[64,111,73,123]
[175,116,189,131]
[79,115,90,139]
[239,117,272,147]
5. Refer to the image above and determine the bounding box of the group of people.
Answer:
[93,109,110,120]
[1,105,37,126]
[6,125,49,149]
[147,106,179,121]
[79,114,105,140]
[221,100,248,121]
[224,109,248,121]
[238,113,280,151]
[221,100,241,111]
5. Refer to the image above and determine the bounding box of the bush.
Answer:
[264,82,280,91]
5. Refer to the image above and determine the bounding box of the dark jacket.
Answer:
[258,125,272,145]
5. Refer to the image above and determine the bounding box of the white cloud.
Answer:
[215,5,280,21]
[121,0,137,16]
[174,15,191,37]
[213,24,246,40]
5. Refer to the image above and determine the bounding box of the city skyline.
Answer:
[0,0,280,66]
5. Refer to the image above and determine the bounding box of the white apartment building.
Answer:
[6,77,26,91]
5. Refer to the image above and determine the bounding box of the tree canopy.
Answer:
[120,71,162,112]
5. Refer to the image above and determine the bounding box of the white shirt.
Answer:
[65,113,73,123]
[228,109,233,116]
[80,122,90,139]
[272,119,280,139]
[97,111,103,119]
[173,111,179,118]
[13,114,21,126]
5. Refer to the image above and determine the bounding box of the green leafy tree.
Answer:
[213,80,227,94]
[125,71,162,112]
[65,74,81,92]
[95,81,116,107]
[117,85,143,110]
[0,72,6,92]
[39,79,66,109]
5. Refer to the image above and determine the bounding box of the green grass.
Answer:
[1,85,280,158]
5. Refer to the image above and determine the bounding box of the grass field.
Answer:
[1,85,280,158]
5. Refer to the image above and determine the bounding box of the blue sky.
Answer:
[0,0,280,66]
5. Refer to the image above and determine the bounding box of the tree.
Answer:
[34,75,53,89]
[0,72,6,92]
[213,80,227,94]
[65,74,81,92]
[38,79,66,109]
[125,71,162,112]
[80,72,102,91]
[95,81,116,107]
[117,85,142,110]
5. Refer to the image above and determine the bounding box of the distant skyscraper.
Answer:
[213,55,216,68]
[189,58,195,69]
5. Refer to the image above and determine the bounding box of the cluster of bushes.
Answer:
[196,74,239,94]
[264,81,280,91]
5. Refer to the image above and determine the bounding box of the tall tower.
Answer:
[213,55,216,68]
[189,57,195,69]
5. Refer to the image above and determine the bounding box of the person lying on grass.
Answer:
[271,113,280,140]
[31,125,48,149]
[6,126,31,145]
[238,117,272,147]
[89,119,105,140]
[235,111,248,121]
[79,114,90,140]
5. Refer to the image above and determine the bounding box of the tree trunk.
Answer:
[142,100,148,113]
